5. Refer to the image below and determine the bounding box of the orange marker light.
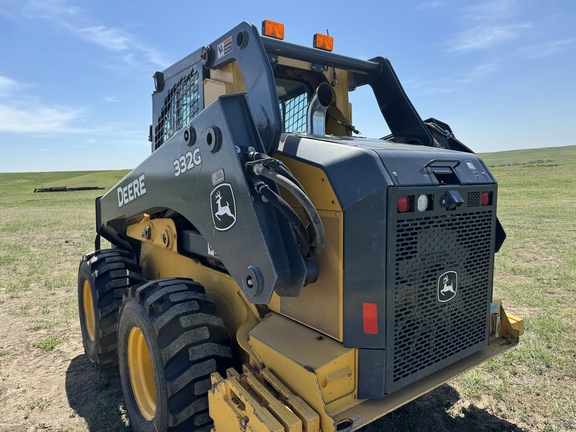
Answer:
[262,20,285,40]
[313,33,334,51]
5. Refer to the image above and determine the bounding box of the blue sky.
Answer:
[0,0,575,172]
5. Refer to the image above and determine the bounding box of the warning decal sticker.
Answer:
[217,36,233,59]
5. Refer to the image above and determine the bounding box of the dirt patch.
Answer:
[0,292,128,432]
[497,273,537,286]
[517,249,565,267]
[505,305,538,319]
[0,315,86,431]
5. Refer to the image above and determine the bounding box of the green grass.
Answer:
[18,397,51,419]
[449,144,576,430]
[0,170,123,302]
[0,146,575,431]
[0,170,129,193]
[33,335,63,351]
[479,144,576,167]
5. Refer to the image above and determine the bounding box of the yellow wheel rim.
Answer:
[82,280,96,341]
[127,326,156,421]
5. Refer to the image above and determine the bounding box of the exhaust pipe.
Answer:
[307,82,333,136]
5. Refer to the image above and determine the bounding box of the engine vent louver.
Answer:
[387,207,494,393]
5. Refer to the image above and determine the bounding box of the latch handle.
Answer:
[421,159,461,173]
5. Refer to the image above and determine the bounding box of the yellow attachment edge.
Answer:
[491,299,524,342]
[250,366,320,430]
[209,366,320,432]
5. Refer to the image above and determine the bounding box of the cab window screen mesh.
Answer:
[155,69,200,148]
[281,92,307,133]
[277,79,308,133]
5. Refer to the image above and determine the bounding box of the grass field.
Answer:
[458,146,576,430]
[0,146,575,431]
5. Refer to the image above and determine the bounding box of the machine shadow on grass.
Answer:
[66,355,130,432]
[66,354,522,432]
[362,384,524,432]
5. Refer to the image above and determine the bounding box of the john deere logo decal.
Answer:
[210,183,237,231]
[438,271,458,302]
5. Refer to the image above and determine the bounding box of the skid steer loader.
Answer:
[77,20,523,432]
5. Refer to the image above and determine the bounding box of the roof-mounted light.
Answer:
[313,33,334,52]
[262,20,285,40]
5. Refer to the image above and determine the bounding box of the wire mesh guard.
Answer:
[280,91,307,133]
[155,69,201,147]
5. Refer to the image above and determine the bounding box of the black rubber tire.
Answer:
[78,249,143,365]
[117,278,233,432]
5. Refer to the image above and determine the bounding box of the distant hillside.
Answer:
[0,170,130,194]
[40,170,131,190]
[478,145,576,167]
[2,145,574,191]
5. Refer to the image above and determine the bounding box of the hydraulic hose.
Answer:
[254,165,326,256]
[247,152,305,191]
[254,181,311,257]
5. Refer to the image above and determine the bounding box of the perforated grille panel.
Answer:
[388,207,494,391]
[467,192,481,207]
[155,69,201,148]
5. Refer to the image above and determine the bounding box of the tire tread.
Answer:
[119,278,233,431]
[78,249,143,365]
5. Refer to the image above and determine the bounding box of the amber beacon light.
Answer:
[313,33,334,51]
[262,20,285,40]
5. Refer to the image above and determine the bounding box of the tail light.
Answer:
[397,196,411,213]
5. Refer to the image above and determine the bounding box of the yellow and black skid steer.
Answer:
[78,20,523,432]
